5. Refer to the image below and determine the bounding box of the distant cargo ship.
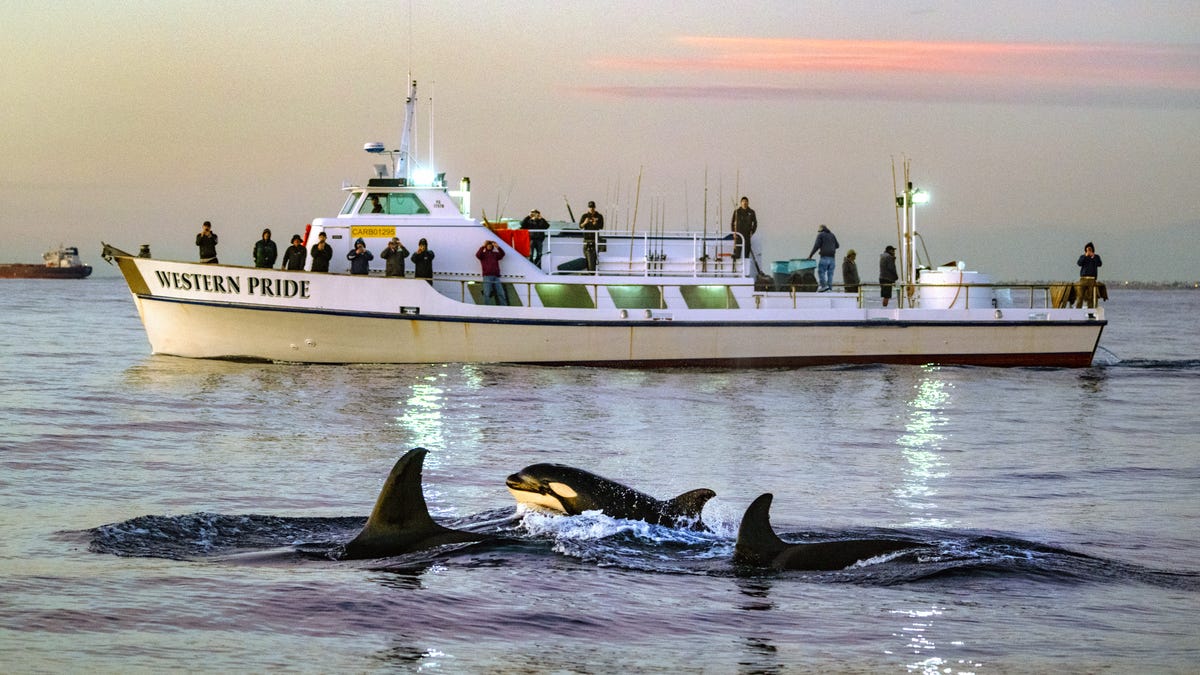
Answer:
[0,245,93,279]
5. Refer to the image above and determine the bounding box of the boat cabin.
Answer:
[307,179,756,285]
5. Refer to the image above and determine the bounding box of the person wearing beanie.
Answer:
[412,238,435,283]
[253,228,277,268]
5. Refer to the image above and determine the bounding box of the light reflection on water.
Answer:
[896,369,952,527]
[397,375,448,450]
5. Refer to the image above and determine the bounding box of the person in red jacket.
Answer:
[476,240,507,305]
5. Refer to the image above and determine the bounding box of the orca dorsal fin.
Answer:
[733,493,789,566]
[662,488,717,526]
[343,448,474,559]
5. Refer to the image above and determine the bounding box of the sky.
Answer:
[2,0,1198,282]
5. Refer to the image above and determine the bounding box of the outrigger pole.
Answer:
[891,157,902,306]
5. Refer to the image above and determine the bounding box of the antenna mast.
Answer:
[396,79,417,180]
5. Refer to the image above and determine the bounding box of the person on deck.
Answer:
[807,224,840,292]
[412,238,435,284]
[1075,242,1103,308]
[521,209,550,268]
[196,221,218,264]
[309,232,332,272]
[381,237,410,277]
[879,245,899,307]
[730,196,757,268]
[842,249,860,294]
[579,201,604,272]
[253,229,277,269]
[476,240,508,305]
[347,238,373,275]
[281,234,307,270]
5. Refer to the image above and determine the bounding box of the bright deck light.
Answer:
[912,189,930,204]
[412,169,437,186]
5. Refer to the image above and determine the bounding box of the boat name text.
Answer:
[154,270,310,299]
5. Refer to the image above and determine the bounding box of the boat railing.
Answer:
[543,230,749,278]
[441,277,1088,312]
[778,282,1095,310]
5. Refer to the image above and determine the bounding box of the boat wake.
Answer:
[1097,357,1200,371]
[78,511,1197,590]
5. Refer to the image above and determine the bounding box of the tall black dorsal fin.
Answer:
[343,448,479,559]
[733,493,789,566]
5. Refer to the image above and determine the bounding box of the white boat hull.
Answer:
[116,257,1104,367]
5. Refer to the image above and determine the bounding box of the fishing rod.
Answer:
[650,196,660,273]
[662,195,672,269]
[701,170,710,273]
[718,175,725,262]
[628,167,643,267]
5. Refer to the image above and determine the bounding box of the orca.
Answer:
[505,463,715,529]
[733,493,929,571]
[341,448,489,559]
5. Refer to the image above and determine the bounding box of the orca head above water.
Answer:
[505,462,715,529]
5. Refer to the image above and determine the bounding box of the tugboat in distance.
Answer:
[0,245,93,279]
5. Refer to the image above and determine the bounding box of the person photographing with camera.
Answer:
[476,240,507,305]
[579,201,604,272]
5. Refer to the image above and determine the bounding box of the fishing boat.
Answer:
[102,82,1104,367]
[0,245,93,279]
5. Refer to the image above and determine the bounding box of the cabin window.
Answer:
[680,285,738,309]
[535,284,596,309]
[607,285,663,309]
[357,193,430,215]
[340,193,360,215]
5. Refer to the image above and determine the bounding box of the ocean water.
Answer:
[1,277,1197,673]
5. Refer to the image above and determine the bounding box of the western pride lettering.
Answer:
[154,270,310,299]
[247,277,310,298]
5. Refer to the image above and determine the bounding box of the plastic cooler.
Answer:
[772,261,790,286]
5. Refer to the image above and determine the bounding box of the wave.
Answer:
[77,511,1198,589]
[1094,358,1200,371]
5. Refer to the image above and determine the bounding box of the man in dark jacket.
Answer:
[347,238,373,275]
[807,224,839,291]
[196,221,218,263]
[281,234,306,270]
[380,237,410,277]
[730,196,757,265]
[521,209,550,267]
[411,238,435,283]
[1075,242,1103,308]
[879,245,899,306]
[253,229,277,268]
[309,232,333,272]
[579,201,604,272]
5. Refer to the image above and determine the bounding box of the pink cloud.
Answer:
[587,37,1200,106]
